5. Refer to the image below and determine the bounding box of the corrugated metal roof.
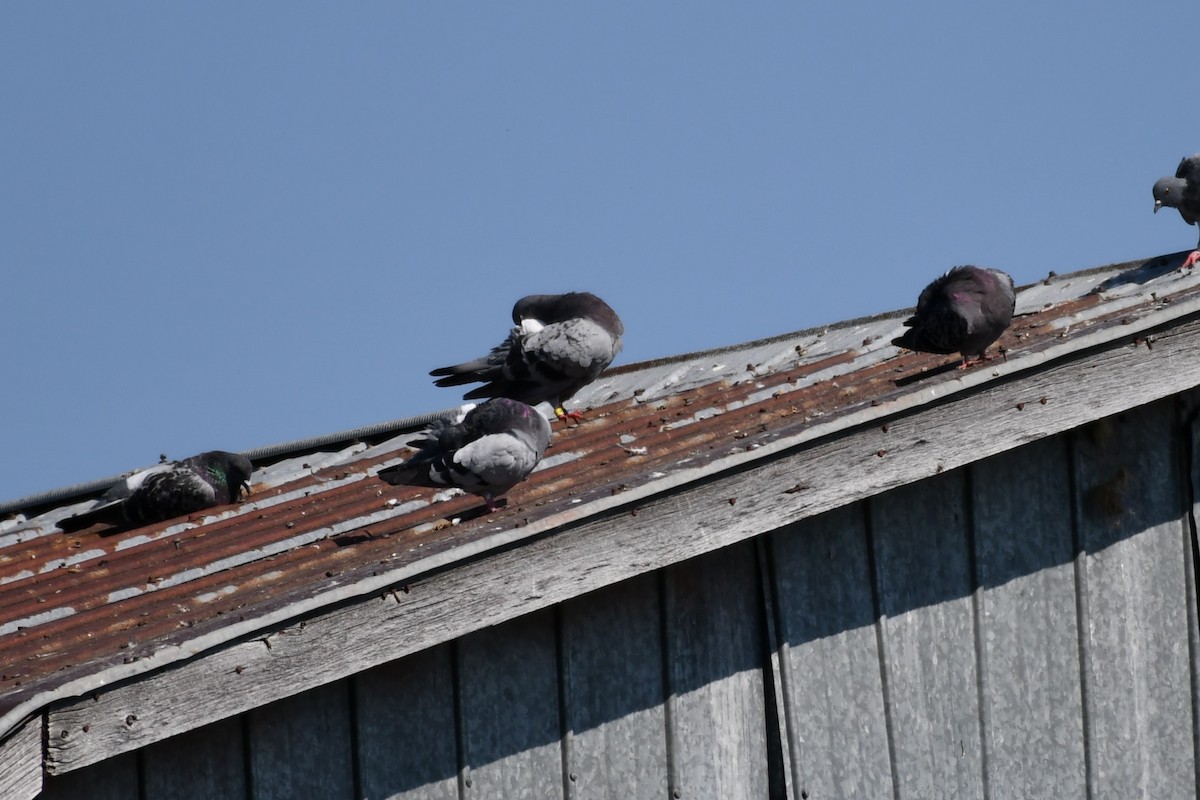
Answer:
[2,250,1198,743]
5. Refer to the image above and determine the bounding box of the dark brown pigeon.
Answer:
[1152,154,1200,271]
[892,266,1016,369]
[58,451,254,532]
[430,292,623,422]
[378,398,552,512]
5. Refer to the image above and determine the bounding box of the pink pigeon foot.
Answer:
[554,406,586,423]
[1180,250,1200,271]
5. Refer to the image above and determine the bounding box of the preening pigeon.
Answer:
[378,398,552,512]
[1152,154,1200,271]
[58,450,254,533]
[892,266,1016,369]
[430,292,623,422]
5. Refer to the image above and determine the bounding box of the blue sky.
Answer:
[2,3,1197,502]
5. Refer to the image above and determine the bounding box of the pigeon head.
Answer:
[1153,176,1186,213]
[510,293,606,325]
[210,451,254,499]
[511,294,562,325]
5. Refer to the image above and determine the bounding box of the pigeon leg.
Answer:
[483,495,510,513]
[1181,250,1200,271]
[957,353,991,370]
[554,406,586,423]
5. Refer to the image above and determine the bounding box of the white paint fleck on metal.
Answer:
[0,606,76,637]
[195,586,238,604]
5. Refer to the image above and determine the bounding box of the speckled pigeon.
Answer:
[430,292,623,422]
[1152,154,1200,270]
[58,451,254,532]
[892,266,1016,369]
[378,398,552,512]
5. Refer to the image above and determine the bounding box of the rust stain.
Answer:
[0,268,1196,718]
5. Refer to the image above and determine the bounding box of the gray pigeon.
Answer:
[58,451,254,532]
[430,292,623,422]
[378,398,552,512]
[892,266,1016,369]
[1152,154,1200,270]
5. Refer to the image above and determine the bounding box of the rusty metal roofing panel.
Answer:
[2,250,1199,745]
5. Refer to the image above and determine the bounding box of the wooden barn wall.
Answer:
[36,395,1200,799]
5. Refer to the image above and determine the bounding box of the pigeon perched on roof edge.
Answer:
[58,451,254,533]
[892,266,1016,370]
[1152,154,1200,271]
[378,398,552,512]
[430,292,623,422]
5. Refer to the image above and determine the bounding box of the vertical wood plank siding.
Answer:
[36,397,1200,799]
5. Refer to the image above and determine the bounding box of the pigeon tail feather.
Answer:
[57,501,127,532]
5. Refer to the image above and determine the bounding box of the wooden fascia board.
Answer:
[37,305,1200,774]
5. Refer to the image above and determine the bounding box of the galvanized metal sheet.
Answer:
[458,609,564,800]
[663,542,771,799]
[246,681,355,800]
[768,503,894,798]
[559,573,668,799]
[1072,400,1196,798]
[354,645,459,800]
[971,436,1086,796]
[38,751,138,800]
[869,471,985,799]
[141,717,246,800]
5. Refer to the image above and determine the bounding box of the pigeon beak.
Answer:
[1154,200,1163,214]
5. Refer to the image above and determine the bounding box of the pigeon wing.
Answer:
[430,333,515,388]
[123,467,217,526]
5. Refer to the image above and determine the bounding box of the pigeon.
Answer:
[1152,154,1200,271]
[378,398,552,512]
[58,450,254,532]
[892,266,1016,369]
[430,292,623,422]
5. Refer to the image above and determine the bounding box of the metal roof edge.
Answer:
[8,251,1174,519]
[5,267,1197,749]
[0,408,462,517]
[600,251,1175,379]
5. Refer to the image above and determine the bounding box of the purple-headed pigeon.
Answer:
[430,292,623,422]
[378,398,552,512]
[58,450,254,532]
[892,266,1016,369]
[1153,154,1200,271]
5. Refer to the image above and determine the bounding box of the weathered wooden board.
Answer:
[663,542,770,799]
[971,436,1087,798]
[246,680,354,800]
[142,716,246,800]
[45,317,1200,772]
[767,503,894,799]
[458,609,563,800]
[869,472,984,799]
[559,574,668,799]
[354,644,458,800]
[38,751,137,800]
[0,717,41,800]
[1072,400,1196,799]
